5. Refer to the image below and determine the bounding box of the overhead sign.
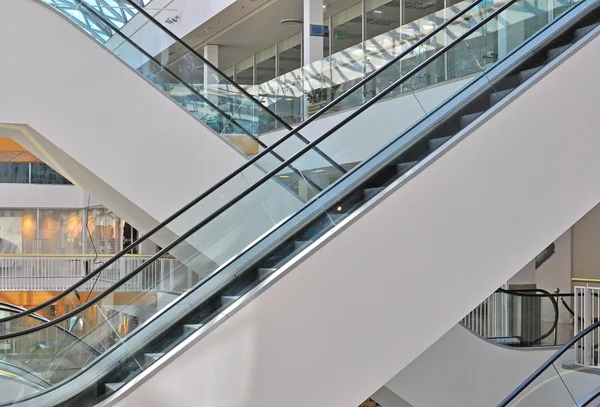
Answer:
[310,24,329,37]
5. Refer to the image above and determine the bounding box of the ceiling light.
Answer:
[281,19,303,26]
[313,169,325,173]
[279,175,290,179]
[373,9,383,13]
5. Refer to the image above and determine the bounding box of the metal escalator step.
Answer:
[519,66,543,83]
[363,187,384,200]
[428,136,452,152]
[183,324,203,334]
[144,353,164,364]
[547,44,572,61]
[397,161,419,176]
[258,268,276,278]
[575,23,600,39]
[105,383,125,393]
[459,112,484,129]
[490,88,515,106]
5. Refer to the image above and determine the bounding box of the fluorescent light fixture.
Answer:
[373,9,383,13]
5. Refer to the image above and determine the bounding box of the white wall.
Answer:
[0,184,98,209]
[112,26,600,407]
[572,202,600,281]
[383,325,557,407]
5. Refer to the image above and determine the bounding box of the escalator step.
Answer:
[183,324,203,334]
[397,161,419,176]
[363,187,384,200]
[105,383,125,393]
[258,268,276,278]
[547,44,572,61]
[575,23,600,40]
[490,88,515,106]
[144,353,164,364]
[428,136,452,152]
[519,66,543,83]
[460,111,484,129]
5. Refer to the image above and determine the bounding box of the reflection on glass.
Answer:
[366,0,402,39]
[235,56,255,86]
[332,2,364,53]
[256,45,277,83]
[39,210,85,254]
[278,33,302,76]
[86,208,118,255]
[403,0,445,24]
[0,163,28,183]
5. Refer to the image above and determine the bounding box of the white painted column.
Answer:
[303,0,324,65]
[203,45,219,97]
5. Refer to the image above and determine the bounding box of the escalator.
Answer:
[2,0,600,404]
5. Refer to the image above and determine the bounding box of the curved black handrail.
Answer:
[67,0,345,176]
[0,0,485,325]
[0,302,100,356]
[494,288,559,346]
[0,360,49,389]
[497,319,600,406]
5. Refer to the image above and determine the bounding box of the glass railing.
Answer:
[0,0,588,403]
[0,0,491,329]
[39,0,313,158]
[461,289,574,347]
[498,319,600,406]
[0,163,71,185]
[0,303,99,386]
[4,0,580,335]
[247,0,488,125]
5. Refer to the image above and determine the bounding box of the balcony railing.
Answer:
[0,255,183,292]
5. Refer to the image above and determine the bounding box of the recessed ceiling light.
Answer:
[373,9,383,13]
[281,19,303,26]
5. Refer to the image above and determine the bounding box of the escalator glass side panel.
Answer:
[1,0,597,403]
[249,0,484,128]
[39,0,346,175]
[503,330,600,406]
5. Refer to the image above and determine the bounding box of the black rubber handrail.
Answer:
[0,0,519,338]
[0,0,485,325]
[493,288,559,346]
[69,0,345,176]
[0,303,99,356]
[497,319,600,406]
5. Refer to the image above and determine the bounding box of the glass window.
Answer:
[403,0,444,25]
[256,45,276,84]
[235,56,254,86]
[0,209,37,254]
[277,33,302,76]
[31,163,71,185]
[0,163,29,183]
[86,207,117,254]
[39,209,83,254]
[366,0,402,39]
[332,2,363,54]
[224,66,234,81]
